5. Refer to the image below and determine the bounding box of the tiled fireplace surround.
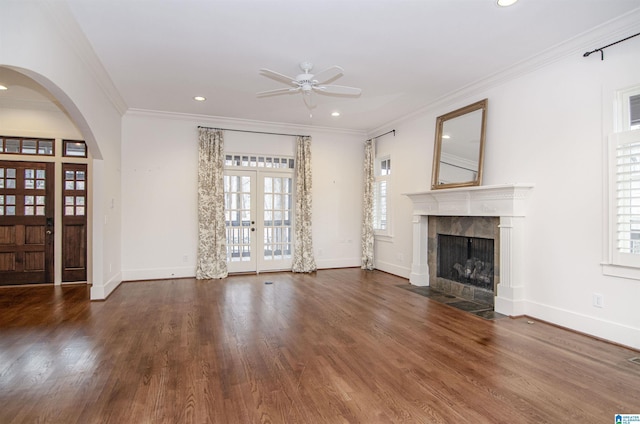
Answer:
[405,184,534,316]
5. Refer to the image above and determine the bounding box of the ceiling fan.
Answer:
[257,61,362,109]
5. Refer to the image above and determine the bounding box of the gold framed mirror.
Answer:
[431,99,488,190]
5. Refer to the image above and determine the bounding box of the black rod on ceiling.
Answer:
[583,31,640,61]
[197,126,310,138]
[366,129,396,142]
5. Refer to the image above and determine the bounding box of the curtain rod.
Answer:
[366,129,396,142]
[583,31,640,61]
[197,126,310,138]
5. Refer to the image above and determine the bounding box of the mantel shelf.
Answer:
[403,183,534,217]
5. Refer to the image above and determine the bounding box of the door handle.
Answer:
[251,228,255,232]
[46,230,53,235]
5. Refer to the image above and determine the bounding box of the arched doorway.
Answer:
[0,66,95,286]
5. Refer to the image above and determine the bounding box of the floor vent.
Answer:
[629,357,640,365]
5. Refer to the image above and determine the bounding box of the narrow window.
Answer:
[373,157,391,234]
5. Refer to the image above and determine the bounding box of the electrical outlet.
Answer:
[593,293,604,308]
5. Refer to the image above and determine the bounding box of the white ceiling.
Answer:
[15,1,640,132]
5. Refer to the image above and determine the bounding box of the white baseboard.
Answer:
[525,300,640,350]
[122,266,195,282]
[90,271,122,300]
[373,260,411,280]
[316,257,360,269]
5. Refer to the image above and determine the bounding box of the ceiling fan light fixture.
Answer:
[497,0,518,7]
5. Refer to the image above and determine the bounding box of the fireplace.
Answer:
[429,216,499,306]
[404,184,534,316]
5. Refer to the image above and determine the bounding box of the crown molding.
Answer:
[41,0,129,116]
[369,7,640,136]
[125,108,368,138]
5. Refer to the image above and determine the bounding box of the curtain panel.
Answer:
[196,128,228,279]
[292,136,317,273]
[361,139,375,270]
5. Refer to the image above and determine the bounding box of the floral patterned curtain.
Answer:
[196,128,228,279]
[292,136,317,273]
[361,139,375,270]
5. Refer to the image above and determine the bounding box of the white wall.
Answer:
[121,111,365,280]
[1,2,124,299]
[372,29,640,349]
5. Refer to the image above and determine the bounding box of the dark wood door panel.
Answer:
[0,161,53,285]
[62,163,87,282]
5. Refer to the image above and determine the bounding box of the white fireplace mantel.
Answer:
[404,184,534,316]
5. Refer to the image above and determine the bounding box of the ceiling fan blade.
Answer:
[256,87,299,96]
[312,65,344,84]
[259,68,297,85]
[314,84,362,96]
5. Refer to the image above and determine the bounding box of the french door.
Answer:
[224,169,293,273]
[0,161,54,285]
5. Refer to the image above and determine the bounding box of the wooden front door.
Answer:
[0,161,54,285]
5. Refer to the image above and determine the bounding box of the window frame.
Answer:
[604,84,640,279]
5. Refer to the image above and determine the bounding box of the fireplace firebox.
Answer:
[437,234,494,290]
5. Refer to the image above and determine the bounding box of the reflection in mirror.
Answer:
[431,99,488,190]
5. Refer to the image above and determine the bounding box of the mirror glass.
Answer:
[431,99,488,189]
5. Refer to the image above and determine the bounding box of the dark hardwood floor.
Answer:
[0,269,638,423]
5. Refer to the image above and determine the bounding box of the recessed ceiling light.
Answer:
[0,85,8,91]
[497,0,518,6]
[331,111,340,117]
[442,135,451,139]
[194,96,206,102]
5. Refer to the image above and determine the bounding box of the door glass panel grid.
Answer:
[225,153,294,169]
[0,137,54,156]
[263,176,293,261]
[224,175,253,262]
[23,168,47,216]
[64,169,87,216]
[0,167,18,216]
